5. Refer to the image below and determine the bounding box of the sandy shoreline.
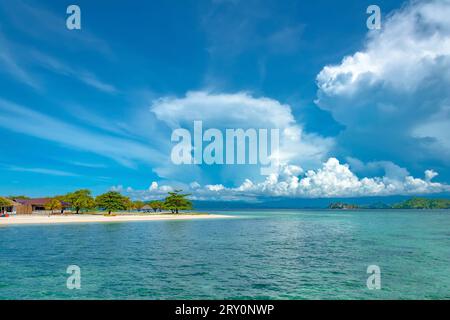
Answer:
[0,214,232,226]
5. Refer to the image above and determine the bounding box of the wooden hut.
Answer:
[11,198,71,214]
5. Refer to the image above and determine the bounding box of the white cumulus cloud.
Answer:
[316,0,450,172]
[150,91,334,183]
[119,158,449,201]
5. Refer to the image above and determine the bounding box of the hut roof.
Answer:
[14,198,70,206]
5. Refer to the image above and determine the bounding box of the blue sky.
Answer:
[0,0,449,200]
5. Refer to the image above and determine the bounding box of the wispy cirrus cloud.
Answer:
[62,103,136,138]
[0,31,118,93]
[0,98,165,168]
[30,50,118,93]
[0,0,112,56]
[2,164,79,177]
[0,0,117,93]
[0,31,41,90]
[66,161,107,169]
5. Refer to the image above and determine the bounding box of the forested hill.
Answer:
[392,197,450,209]
[328,197,450,209]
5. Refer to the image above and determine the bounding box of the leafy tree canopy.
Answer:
[149,200,164,212]
[0,197,13,207]
[45,198,62,212]
[164,190,193,214]
[95,191,130,214]
[7,195,30,200]
[124,197,135,211]
[133,200,146,210]
[64,189,96,214]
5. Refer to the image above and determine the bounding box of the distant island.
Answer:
[328,197,450,210]
[392,197,450,209]
[328,202,360,210]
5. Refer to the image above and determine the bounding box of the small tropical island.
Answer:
[0,189,230,225]
[328,202,360,210]
[328,197,450,210]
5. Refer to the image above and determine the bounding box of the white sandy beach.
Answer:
[0,214,232,226]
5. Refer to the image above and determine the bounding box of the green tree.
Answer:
[95,191,129,215]
[164,190,193,214]
[7,195,30,200]
[124,198,135,212]
[0,197,13,207]
[64,189,96,214]
[149,200,164,213]
[45,198,62,214]
[133,200,146,211]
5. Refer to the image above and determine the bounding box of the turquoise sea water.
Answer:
[0,209,449,299]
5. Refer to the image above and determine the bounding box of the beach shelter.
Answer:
[141,205,152,212]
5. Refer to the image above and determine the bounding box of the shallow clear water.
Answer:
[1,210,449,299]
